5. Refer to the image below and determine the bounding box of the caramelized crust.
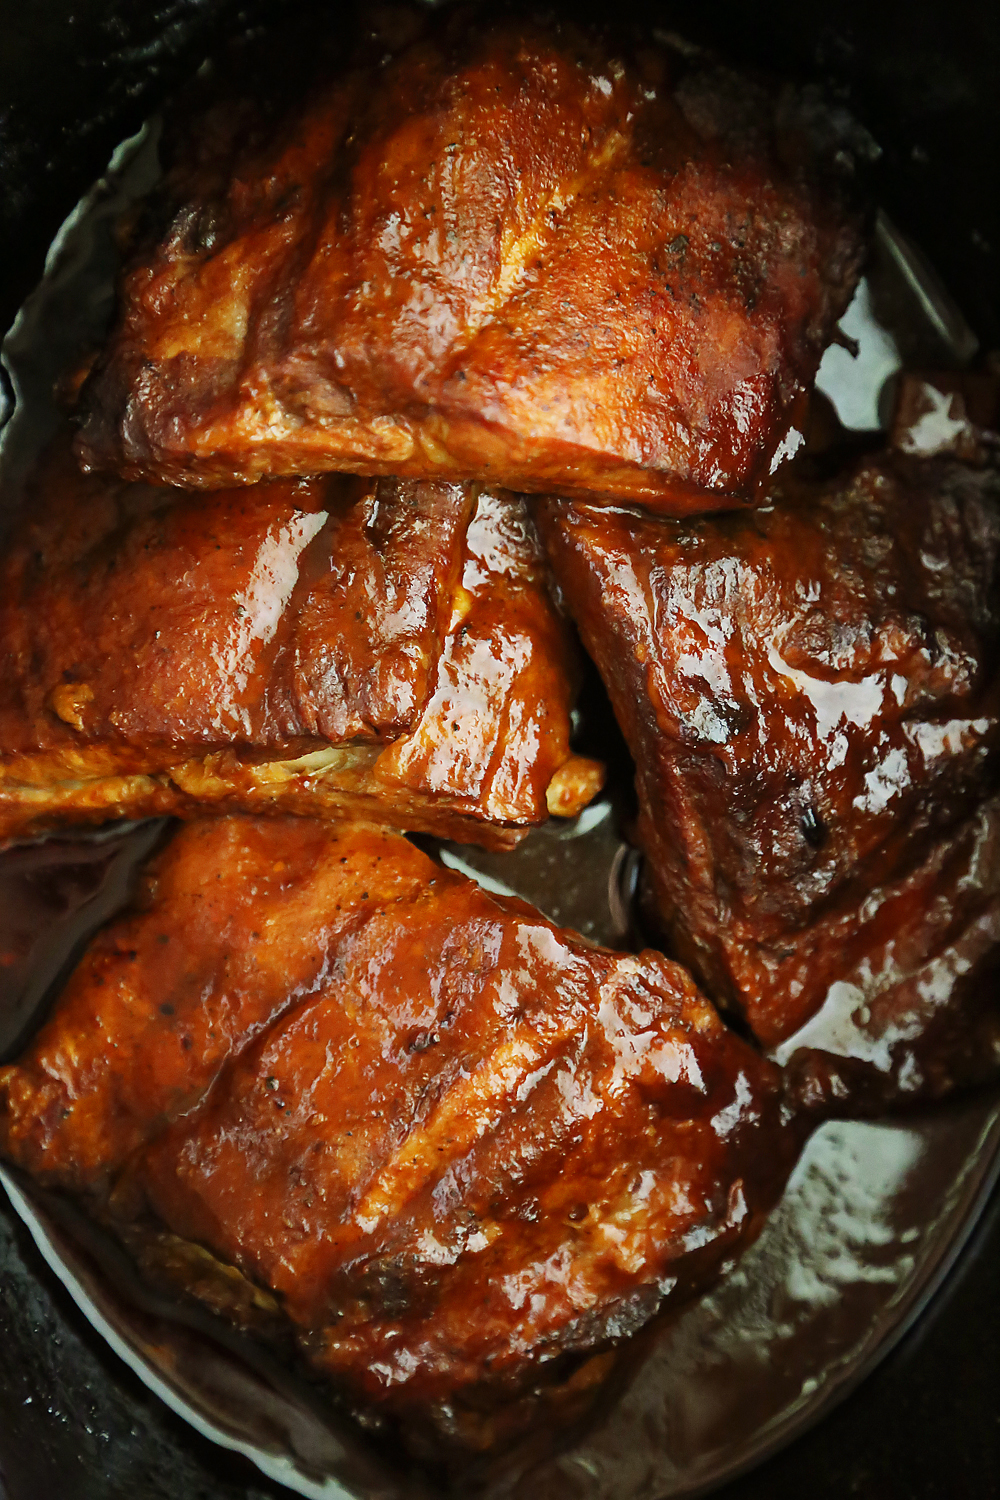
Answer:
[0,441,600,846]
[539,455,1000,1094]
[75,12,863,512]
[0,817,796,1439]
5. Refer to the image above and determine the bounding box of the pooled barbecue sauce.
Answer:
[0,822,167,1063]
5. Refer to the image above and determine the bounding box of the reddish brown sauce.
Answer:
[0,822,166,1062]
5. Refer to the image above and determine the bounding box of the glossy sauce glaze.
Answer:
[0,816,798,1453]
[0,438,601,847]
[539,452,1000,1105]
[74,9,864,511]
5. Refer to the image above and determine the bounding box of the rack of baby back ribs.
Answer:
[1,1,999,1462]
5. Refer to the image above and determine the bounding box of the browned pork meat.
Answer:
[0,817,797,1445]
[75,10,863,514]
[539,454,1000,1106]
[0,439,600,846]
